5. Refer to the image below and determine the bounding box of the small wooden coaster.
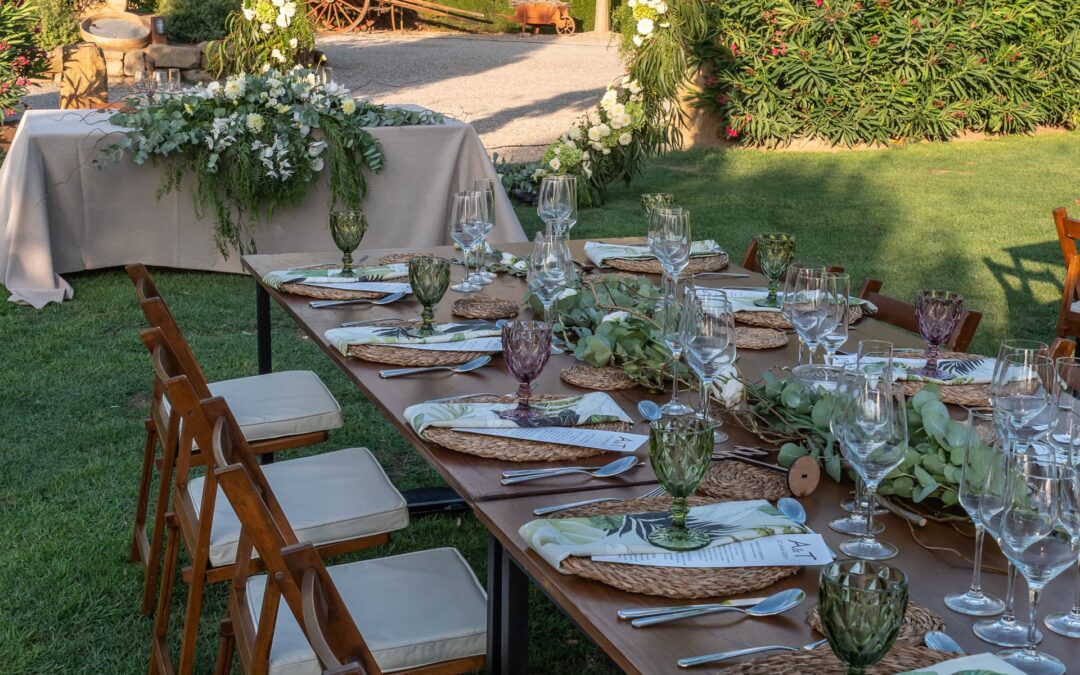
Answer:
[715,643,948,675]
[378,252,432,265]
[698,461,790,501]
[347,344,484,366]
[560,364,636,391]
[452,295,519,320]
[735,327,789,350]
[807,600,945,644]
[605,252,729,276]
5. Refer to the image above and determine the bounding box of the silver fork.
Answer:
[677,638,828,668]
[532,485,667,516]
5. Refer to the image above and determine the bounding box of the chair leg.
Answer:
[131,419,158,565]
[149,513,181,675]
[176,555,211,675]
[141,442,176,616]
[214,615,236,675]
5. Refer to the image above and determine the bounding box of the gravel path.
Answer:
[22,32,626,162]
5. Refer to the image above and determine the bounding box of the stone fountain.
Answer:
[79,0,151,51]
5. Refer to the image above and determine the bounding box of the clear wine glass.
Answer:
[536,175,572,235]
[649,207,691,302]
[829,367,886,538]
[788,268,828,365]
[781,263,826,365]
[752,233,796,308]
[551,174,577,236]
[447,191,485,293]
[843,340,894,519]
[994,454,1080,674]
[820,272,850,366]
[657,281,695,416]
[499,321,553,423]
[527,231,570,325]
[944,408,1007,616]
[685,287,736,443]
[838,373,908,560]
[472,178,498,282]
[914,290,964,378]
[1044,356,1080,639]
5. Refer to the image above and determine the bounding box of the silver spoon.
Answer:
[677,638,828,668]
[777,497,807,525]
[310,291,407,308]
[500,455,638,485]
[631,588,806,627]
[924,630,964,654]
[379,355,491,379]
[637,400,662,422]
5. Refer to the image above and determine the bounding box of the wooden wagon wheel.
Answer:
[307,0,372,32]
[556,17,575,34]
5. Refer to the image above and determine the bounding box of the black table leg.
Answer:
[256,283,275,465]
[487,534,528,675]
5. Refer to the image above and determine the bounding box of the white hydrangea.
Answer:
[618,132,633,146]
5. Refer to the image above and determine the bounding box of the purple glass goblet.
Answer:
[500,321,553,422]
[915,290,963,379]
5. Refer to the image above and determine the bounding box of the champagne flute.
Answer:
[685,286,736,443]
[1044,356,1080,638]
[329,209,367,277]
[500,321,553,423]
[819,560,909,675]
[914,290,964,378]
[658,282,695,416]
[994,454,1080,674]
[447,192,484,293]
[406,256,450,337]
[472,178,498,282]
[944,408,1007,616]
[838,374,908,560]
[753,233,796,308]
[648,415,715,550]
[820,272,850,366]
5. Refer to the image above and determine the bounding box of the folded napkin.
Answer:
[405,392,632,435]
[832,353,996,386]
[898,653,1024,675]
[519,500,809,572]
[325,321,501,357]
[263,263,408,290]
[584,240,725,267]
[722,288,877,315]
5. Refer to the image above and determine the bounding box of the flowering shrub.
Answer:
[533,79,648,205]
[626,0,669,47]
[103,67,443,254]
[1,1,49,121]
[693,0,1080,146]
[205,0,315,77]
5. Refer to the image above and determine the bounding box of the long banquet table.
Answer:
[0,109,525,308]
[242,240,1079,674]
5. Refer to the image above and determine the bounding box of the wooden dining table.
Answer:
[241,239,1080,674]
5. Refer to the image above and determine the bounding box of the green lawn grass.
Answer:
[1,132,1078,673]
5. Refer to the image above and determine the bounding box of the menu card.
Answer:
[393,338,504,352]
[454,426,648,453]
[896,653,1024,674]
[592,533,834,568]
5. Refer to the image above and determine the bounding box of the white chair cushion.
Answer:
[246,548,487,674]
[1072,300,1080,313]
[162,370,343,442]
[188,448,408,567]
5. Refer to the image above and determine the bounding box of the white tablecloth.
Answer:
[0,109,526,308]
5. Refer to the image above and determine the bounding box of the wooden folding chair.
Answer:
[857,279,982,352]
[1053,207,1080,267]
[142,328,408,675]
[126,264,344,616]
[1056,254,1080,340]
[739,239,845,274]
[1051,337,1076,360]
[203,399,486,675]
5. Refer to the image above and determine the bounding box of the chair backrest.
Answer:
[204,399,379,674]
[1054,208,1080,267]
[858,279,982,352]
[739,239,845,274]
[1051,337,1076,360]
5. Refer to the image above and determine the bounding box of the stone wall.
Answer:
[49,42,213,85]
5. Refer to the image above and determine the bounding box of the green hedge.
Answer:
[158,0,240,43]
[692,0,1080,146]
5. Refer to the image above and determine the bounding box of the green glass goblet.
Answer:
[640,192,674,216]
[330,209,368,277]
[647,416,715,551]
[753,232,796,308]
[408,256,451,337]
[819,560,909,675]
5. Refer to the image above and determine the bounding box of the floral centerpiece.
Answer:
[205,0,316,77]
[532,79,649,206]
[1,0,49,122]
[102,67,443,255]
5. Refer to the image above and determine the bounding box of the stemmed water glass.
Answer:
[1044,356,1080,639]
[500,321,553,423]
[836,371,909,560]
[753,233,796,308]
[329,208,368,277]
[944,408,1007,616]
[781,264,826,364]
[527,231,571,325]
[684,286,737,443]
[658,282,695,416]
[788,268,828,365]
[648,415,715,550]
[820,272,850,366]
[829,366,886,538]
[819,560,909,675]
[537,175,576,236]
[469,179,497,285]
[407,256,450,337]
[915,290,964,378]
[447,191,487,293]
[993,453,1080,674]
[649,207,691,301]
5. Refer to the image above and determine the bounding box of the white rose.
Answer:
[601,311,629,324]
[549,157,561,171]
[283,2,297,17]
[602,148,611,155]
[500,251,516,265]
[276,12,289,28]
[205,81,221,96]
[598,123,611,137]
[243,8,256,20]
[587,126,602,142]
[567,126,581,140]
[627,80,642,94]
[618,132,633,146]
[261,22,273,33]
[245,113,264,132]
[601,89,618,108]
[628,0,637,6]
[587,110,601,125]
[656,1,668,12]
[611,103,626,116]
[632,35,644,47]
[310,157,324,172]
[271,49,286,63]
[637,18,654,35]
[512,259,528,273]
[289,37,298,48]
[719,376,746,409]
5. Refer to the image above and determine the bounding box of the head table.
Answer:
[0,108,524,308]
[241,239,1079,674]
